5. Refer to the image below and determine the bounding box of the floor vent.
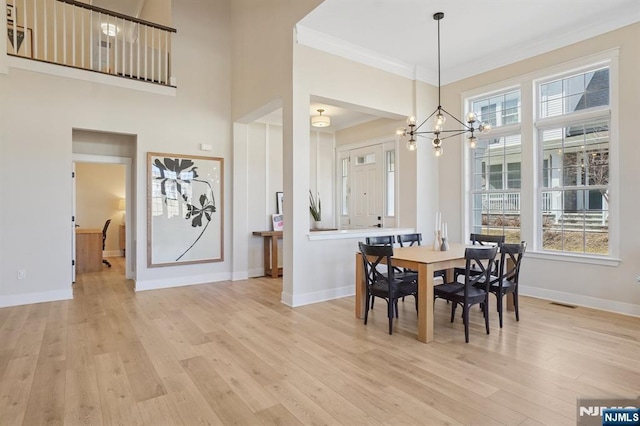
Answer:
[550,302,577,309]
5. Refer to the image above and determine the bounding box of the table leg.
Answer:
[355,253,365,319]
[270,235,279,278]
[417,263,434,343]
[262,237,270,277]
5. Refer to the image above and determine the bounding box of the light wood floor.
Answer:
[0,257,639,425]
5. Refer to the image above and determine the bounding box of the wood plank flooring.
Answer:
[0,256,638,425]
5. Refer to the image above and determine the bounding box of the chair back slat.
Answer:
[397,233,422,247]
[464,247,498,294]
[498,242,526,285]
[470,233,505,246]
[365,235,395,246]
[359,242,395,284]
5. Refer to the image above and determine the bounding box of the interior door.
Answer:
[72,162,76,283]
[349,145,383,229]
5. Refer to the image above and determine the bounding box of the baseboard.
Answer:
[135,272,232,292]
[520,285,640,317]
[232,271,250,281]
[283,284,354,308]
[103,250,122,257]
[0,288,73,308]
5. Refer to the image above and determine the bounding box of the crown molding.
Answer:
[296,24,419,81]
[296,7,639,86]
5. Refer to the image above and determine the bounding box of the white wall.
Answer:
[0,0,232,306]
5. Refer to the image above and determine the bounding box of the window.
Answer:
[470,134,522,243]
[471,90,521,128]
[385,150,395,216]
[539,68,609,118]
[539,121,609,254]
[537,66,610,255]
[341,157,349,215]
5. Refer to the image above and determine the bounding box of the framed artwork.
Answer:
[7,4,15,23]
[272,214,283,231]
[7,24,32,58]
[276,191,283,214]
[147,152,224,267]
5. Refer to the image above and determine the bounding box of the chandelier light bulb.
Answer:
[434,145,443,157]
[467,112,477,123]
[480,122,491,134]
[434,124,443,133]
[396,127,407,137]
[468,136,477,149]
[432,137,441,148]
[434,112,446,126]
[407,140,417,151]
[406,116,417,126]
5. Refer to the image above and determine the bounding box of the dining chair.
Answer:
[359,242,418,334]
[397,233,447,282]
[365,235,417,309]
[453,233,505,282]
[480,241,526,328]
[434,246,498,343]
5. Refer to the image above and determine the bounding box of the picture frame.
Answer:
[147,152,224,267]
[272,214,283,231]
[276,191,283,214]
[7,24,32,58]
[7,4,15,23]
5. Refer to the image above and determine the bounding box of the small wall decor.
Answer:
[272,214,283,231]
[7,24,32,58]
[276,191,283,214]
[147,152,224,267]
[7,4,15,23]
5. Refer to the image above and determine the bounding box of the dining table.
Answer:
[355,243,513,343]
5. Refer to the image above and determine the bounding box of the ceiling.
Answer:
[297,0,640,85]
[277,0,640,131]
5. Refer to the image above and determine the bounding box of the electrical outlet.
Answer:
[17,269,26,280]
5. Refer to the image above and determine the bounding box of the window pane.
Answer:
[539,67,609,118]
[471,90,521,128]
[385,150,395,216]
[538,118,609,255]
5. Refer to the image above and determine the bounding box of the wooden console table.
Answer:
[252,231,283,278]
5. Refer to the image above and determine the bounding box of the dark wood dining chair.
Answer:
[481,241,526,328]
[359,242,418,334]
[434,246,498,343]
[453,233,505,282]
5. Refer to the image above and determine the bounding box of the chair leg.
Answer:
[450,302,457,323]
[103,259,111,267]
[463,305,470,343]
[497,293,504,328]
[364,292,371,325]
[394,300,399,318]
[514,291,520,321]
[370,296,375,309]
[387,300,394,335]
[484,298,490,335]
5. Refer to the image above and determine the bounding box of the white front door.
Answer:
[350,145,383,229]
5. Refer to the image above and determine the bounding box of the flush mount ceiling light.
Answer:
[396,12,491,156]
[100,23,119,37]
[311,109,331,128]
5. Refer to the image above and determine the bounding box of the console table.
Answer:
[76,228,103,273]
[252,230,283,278]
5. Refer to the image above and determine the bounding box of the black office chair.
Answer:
[102,219,112,268]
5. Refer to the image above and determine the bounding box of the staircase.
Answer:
[551,211,608,232]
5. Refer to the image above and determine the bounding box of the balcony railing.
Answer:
[6,0,176,86]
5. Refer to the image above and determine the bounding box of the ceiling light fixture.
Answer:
[311,109,331,128]
[100,23,119,37]
[397,12,491,156]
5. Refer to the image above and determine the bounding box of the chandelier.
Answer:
[397,12,491,156]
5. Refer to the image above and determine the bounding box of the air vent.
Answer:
[550,302,577,309]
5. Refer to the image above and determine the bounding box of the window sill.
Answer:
[526,250,621,267]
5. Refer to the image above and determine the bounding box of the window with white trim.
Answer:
[385,150,395,216]
[469,90,522,243]
[537,67,610,255]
